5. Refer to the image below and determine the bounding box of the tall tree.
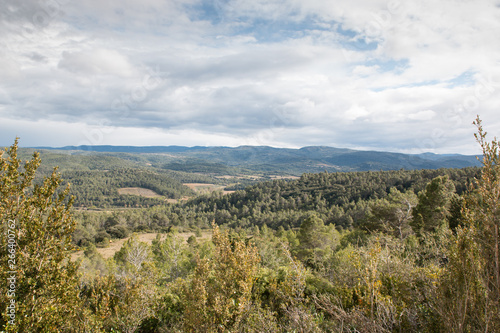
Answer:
[470,117,500,306]
[296,213,338,267]
[0,139,80,332]
[363,188,417,239]
[411,175,456,236]
[437,117,500,332]
[182,224,260,332]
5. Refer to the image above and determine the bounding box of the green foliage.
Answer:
[113,234,153,275]
[29,144,481,176]
[2,118,496,332]
[163,159,241,175]
[183,167,477,231]
[411,175,456,236]
[78,272,158,333]
[108,273,158,333]
[80,243,108,278]
[317,235,442,332]
[436,117,500,332]
[437,224,487,332]
[66,166,478,249]
[152,231,194,282]
[296,214,339,268]
[363,188,417,239]
[107,224,130,239]
[0,139,81,332]
[182,224,260,332]
[62,168,195,208]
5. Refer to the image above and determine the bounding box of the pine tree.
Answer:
[410,175,455,236]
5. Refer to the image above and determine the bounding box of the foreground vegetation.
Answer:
[1,117,499,332]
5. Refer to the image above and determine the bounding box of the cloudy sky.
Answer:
[1,0,500,154]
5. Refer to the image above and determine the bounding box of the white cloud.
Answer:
[344,104,370,121]
[353,65,380,77]
[408,110,436,121]
[1,0,500,154]
[58,49,136,77]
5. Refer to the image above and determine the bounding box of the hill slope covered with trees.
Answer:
[1,118,499,332]
[34,144,482,175]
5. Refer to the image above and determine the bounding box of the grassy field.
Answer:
[71,230,212,261]
[183,183,234,195]
[116,184,234,204]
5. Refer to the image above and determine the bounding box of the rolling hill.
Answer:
[33,145,482,175]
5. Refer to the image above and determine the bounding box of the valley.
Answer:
[4,140,497,332]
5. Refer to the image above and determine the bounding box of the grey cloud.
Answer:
[1,0,500,154]
[58,49,135,77]
[25,52,48,62]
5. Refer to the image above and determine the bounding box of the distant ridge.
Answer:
[32,145,482,174]
[34,145,211,153]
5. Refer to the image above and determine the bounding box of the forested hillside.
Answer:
[69,166,479,256]
[183,168,477,230]
[61,169,195,208]
[2,120,499,332]
[34,144,482,175]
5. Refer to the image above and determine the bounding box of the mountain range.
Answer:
[33,145,482,175]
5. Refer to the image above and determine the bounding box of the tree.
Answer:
[114,233,152,276]
[437,117,500,332]
[151,231,188,282]
[363,188,417,239]
[470,117,500,306]
[411,175,456,236]
[296,213,338,268]
[182,224,260,332]
[0,139,81,332]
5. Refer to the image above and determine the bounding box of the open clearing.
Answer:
[117,187,162,198]
[71,230,212,261]
[165,196,190,204]
[268,175,300,180]
[183,183,233,195]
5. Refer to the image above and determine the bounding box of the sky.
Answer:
[1,0,500,154]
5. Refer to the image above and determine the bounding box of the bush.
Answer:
[107,225,130,239]
[95,230,111,246]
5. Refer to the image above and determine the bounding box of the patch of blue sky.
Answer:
[371,58,408,73]
[234,18,333,43]
[370,79,442,92]
[337,26,378,52]
[183,0,225,24]
[356,58,409,77]
[185,1,339,43]
[444,71,475,88]
[369,79,440,92]
[371,70,475,91]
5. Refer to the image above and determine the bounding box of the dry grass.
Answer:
[268,175,300,180]
[165,196,190,204]
[184,183,225,192]
[71,230,212,261]
[183,183,233,195]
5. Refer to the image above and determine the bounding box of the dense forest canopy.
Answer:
[66,167,478,248]
[61,169,195,208]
